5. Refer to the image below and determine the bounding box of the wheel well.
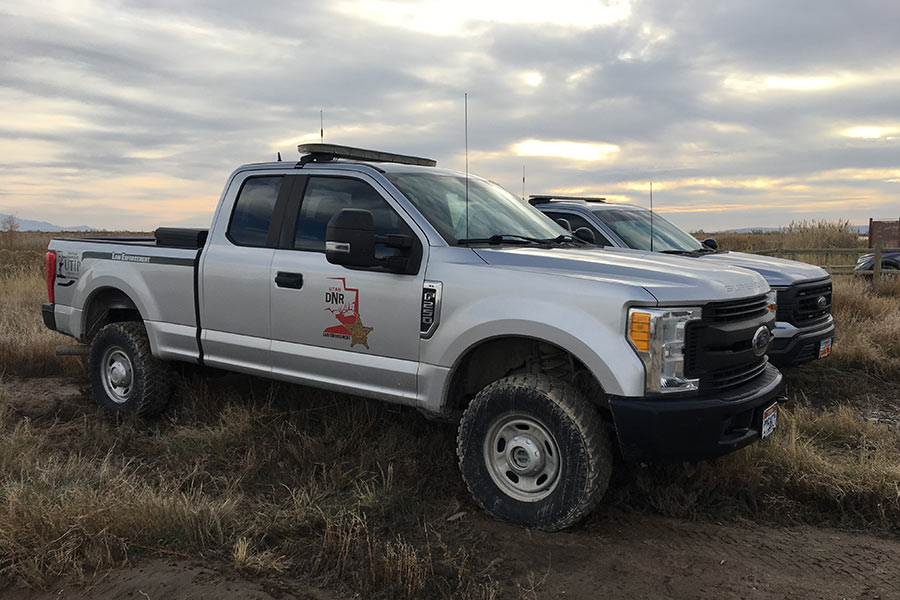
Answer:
[83,287,143,342]
[446,337,606,415]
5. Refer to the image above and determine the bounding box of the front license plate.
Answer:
[818,337,833,359]
[761,403,778,439]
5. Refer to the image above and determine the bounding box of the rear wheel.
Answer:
[89,322,174,418]
[457,373,612,531]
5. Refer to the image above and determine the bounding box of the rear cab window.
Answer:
[227,176,284,247]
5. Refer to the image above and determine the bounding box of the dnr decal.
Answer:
[323,278,373,349]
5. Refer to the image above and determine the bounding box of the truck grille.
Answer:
[701,357,769,390]
[775,280,832,327]
[684,294,775,393]
[703,294,769,323]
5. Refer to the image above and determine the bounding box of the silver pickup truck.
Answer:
[43,144,785,531]
[531,196,835,366]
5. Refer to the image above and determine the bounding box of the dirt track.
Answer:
[3,376,899,599]
[8,512,899,599]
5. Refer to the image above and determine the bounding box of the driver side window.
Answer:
[294,177,413,255]
[542,211,612,246]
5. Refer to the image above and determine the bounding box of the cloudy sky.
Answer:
[1,0,898,231]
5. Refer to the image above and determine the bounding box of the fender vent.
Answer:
[420,281,442,338]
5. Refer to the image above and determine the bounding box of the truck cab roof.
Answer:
[531,196,830,287]
[235,159,465,179]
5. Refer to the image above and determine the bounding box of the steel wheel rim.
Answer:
[483,412,561,502]
[101,346,134,404]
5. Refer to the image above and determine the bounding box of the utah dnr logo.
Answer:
[323,278,373,349]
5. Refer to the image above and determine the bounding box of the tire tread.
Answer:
[456,373,613,531]
[90,321,173,417]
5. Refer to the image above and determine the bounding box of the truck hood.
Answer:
[696,251,829,287]
[474,246,770,304]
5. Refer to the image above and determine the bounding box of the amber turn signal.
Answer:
[628,311,651,353]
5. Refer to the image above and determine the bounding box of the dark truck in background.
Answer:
[531,196,835,367]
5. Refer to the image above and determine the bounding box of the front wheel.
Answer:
[89,321,174,418]
[457,374,613,531]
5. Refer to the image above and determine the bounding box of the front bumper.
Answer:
[768,318,835,367]
[609,363,785,463]
[42,302,57,331]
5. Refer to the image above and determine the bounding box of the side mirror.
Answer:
[325,208,421,274]
[325,209,377,268]
[574,227,596,244]
[702,237,718,250]
[556,218,572,232]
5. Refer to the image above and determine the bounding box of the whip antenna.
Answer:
[320,110,324,143]
[522,164,526,199]
[650,182,654,252]
[465,92,469,241]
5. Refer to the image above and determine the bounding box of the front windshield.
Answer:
[593,207,704,252]
[386,172,566,244]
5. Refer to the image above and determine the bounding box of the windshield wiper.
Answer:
[457,234,588,247]
[457,234,549,246]
[549,234,589,246]
[659,249,697,255]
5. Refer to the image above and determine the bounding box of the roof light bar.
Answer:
[296,143,437,167]
[528,195,606,205]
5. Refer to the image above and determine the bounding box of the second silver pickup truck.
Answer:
[532,196,835,367]
[43,144,785,531]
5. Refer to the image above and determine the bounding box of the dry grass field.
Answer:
[0,230,149,253]
[694,219,863,253]
[694,220,873,272]
[1,229,899,598]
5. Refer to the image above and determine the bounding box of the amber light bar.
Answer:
[297,143,437,167]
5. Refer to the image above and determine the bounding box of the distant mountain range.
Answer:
[715,225,869,234]
[715,227,780,234]
[0,214,98,232]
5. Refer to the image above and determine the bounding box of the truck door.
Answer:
[268,173,427,404]
[200,172,298,376]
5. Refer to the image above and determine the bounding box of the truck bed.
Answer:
[47,234,203,364]
[55,227,209,249]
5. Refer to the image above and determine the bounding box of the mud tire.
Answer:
[89,322,174,418]
[457,373,613,531]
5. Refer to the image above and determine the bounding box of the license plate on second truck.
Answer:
[761,403,778,439]
[818,337,833,359]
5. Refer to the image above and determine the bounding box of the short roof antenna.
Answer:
[522,164,526,200]
[465,92,469,241]
[277,151,282,162]
[320,110,324,143]
[650,181,654,252]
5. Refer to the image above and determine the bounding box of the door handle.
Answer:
[275,271,303,289]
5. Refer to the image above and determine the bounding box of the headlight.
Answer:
[766,290,777,313]
[627,307,702,394]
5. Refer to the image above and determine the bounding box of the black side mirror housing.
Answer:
[702,237,718,250]
[574,227,596,244]
[325,209,377,268]
[325,208,421,274]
